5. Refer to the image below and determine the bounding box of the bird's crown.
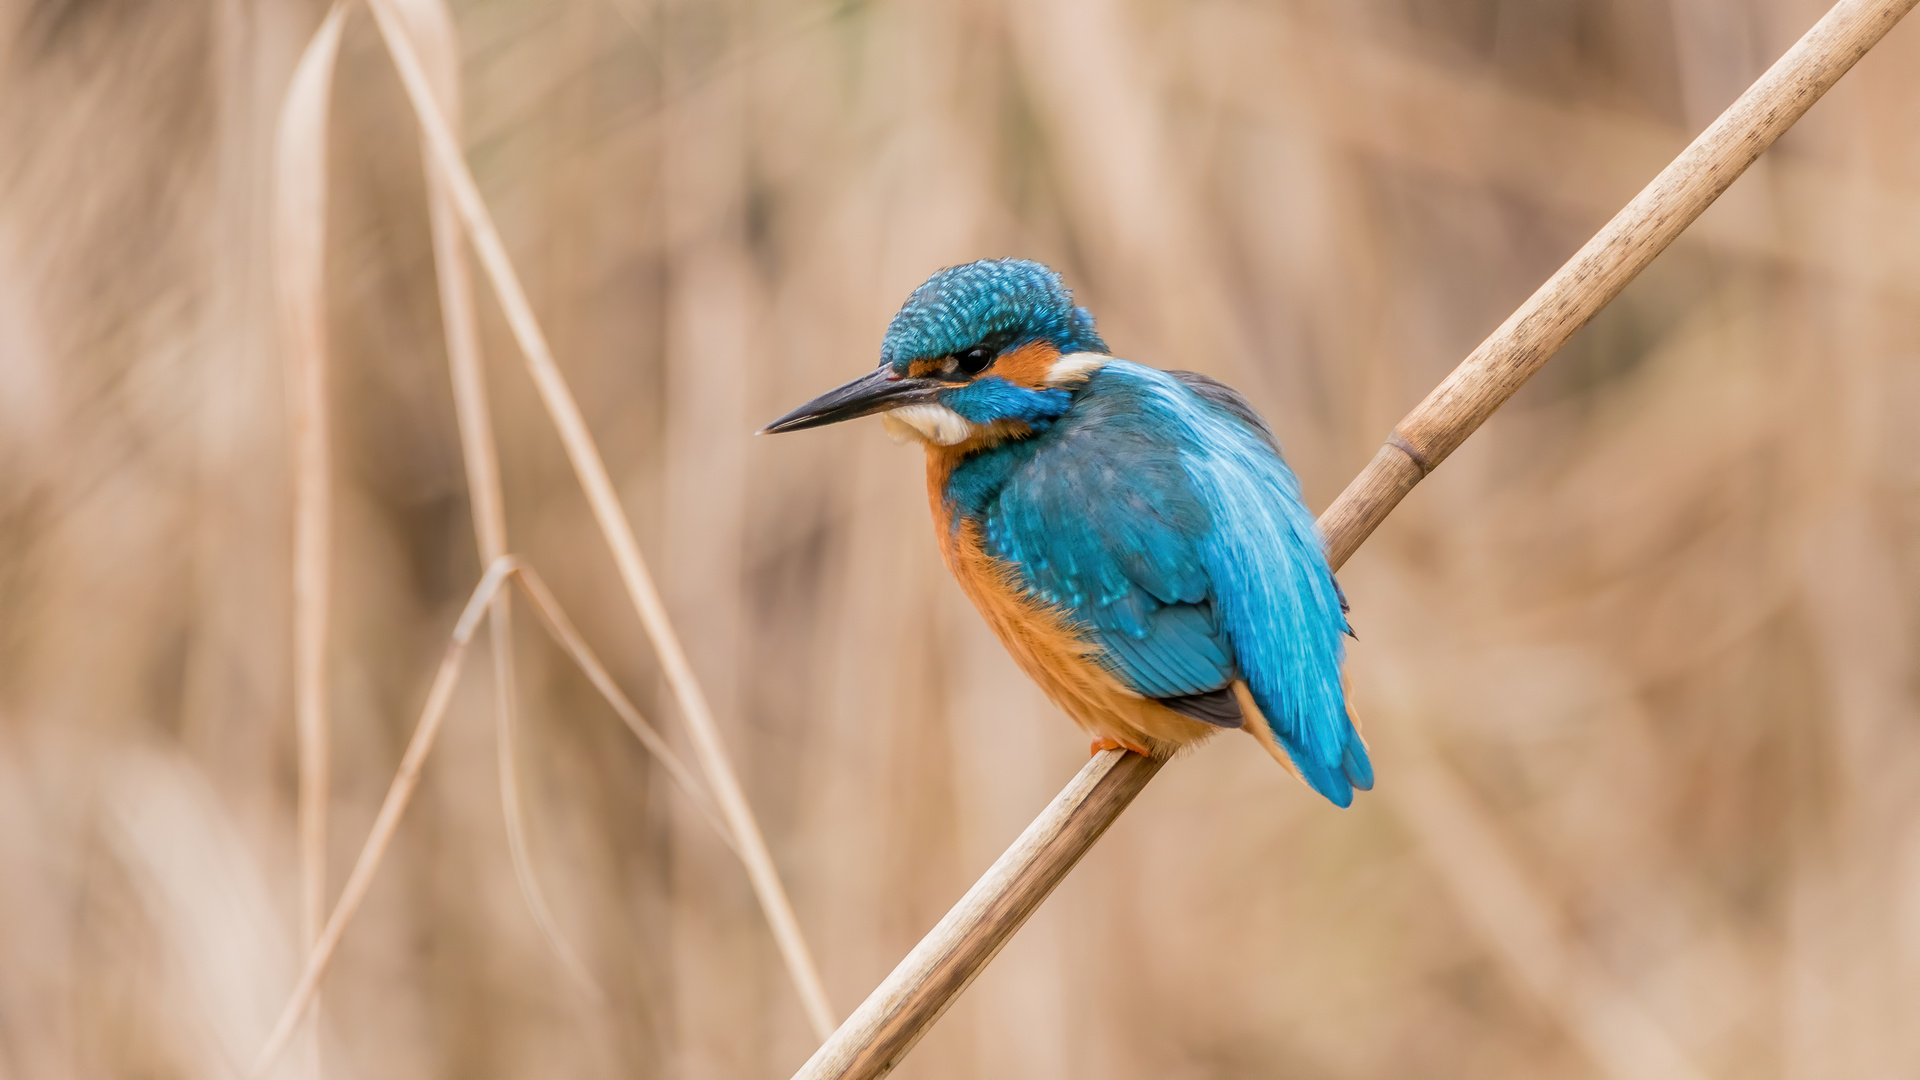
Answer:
[880,259,1107,372]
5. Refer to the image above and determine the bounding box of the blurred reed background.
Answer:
[3,0,1919,1078]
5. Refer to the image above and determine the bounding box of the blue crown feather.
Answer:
[881,259,1108,370]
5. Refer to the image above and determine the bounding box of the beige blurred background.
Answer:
[4,0,1920,1078]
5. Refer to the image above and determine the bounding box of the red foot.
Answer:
[1090,736,1152,757]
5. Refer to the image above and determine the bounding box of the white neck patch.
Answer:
[882,403,977,446]
[1046,352,1109,387]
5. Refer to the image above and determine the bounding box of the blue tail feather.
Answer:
[1342,727,1374,791]
[1292,745,1355,808]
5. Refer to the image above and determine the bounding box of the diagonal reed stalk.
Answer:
[271,6,347,1073]
[361,0,837,1039]
[790,0,1920,1076]
[249,557,733,1078]
[392,0,603,1003]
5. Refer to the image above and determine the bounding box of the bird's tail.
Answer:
[1336,674,1375,792]
[1235,681,1374,808]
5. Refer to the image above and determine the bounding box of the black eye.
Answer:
[956,346,995,374]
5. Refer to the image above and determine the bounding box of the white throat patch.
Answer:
[882,403,977,446]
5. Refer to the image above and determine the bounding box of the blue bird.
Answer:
[764,259,1372,807]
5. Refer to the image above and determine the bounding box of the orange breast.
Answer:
[923,448,1219,757]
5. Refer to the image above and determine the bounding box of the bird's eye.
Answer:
[956,346,995,375]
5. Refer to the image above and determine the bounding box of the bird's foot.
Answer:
[1090,736,1152,758]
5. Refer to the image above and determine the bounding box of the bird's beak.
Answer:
[760,366,941,434]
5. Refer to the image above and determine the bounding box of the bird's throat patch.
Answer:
[883,403,976,446]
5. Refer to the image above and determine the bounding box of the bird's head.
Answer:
[762,259,1109,446]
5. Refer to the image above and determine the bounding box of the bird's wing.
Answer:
[1165,378,1372,806]
[981,412,1239,710]
[1169,370,1352,625]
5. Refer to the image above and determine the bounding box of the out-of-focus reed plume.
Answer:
[2,0,1918,1078]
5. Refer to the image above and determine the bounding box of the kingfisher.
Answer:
[763,259,1371,807]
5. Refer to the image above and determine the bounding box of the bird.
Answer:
[762,259,1372,807]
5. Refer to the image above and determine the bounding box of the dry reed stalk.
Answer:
[270,7,346,1073]
[790,1,1918,1076]
[249,556,516,1079]
[249,556,732,1076]
[273,0,602,1033]
[511,564,737,849]
[362,0,837,1039]
[392,0,603,1003]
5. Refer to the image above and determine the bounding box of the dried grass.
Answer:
[251,556,733,1076]
[267,0,832,1051]
[364,0,836,1037]
[4,0,1920,1077]
[394,0,602,1005]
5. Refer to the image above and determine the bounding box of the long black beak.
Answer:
[760,366,942,434]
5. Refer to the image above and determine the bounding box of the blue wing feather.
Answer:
[983,425,1231,702]
[955,361,1371,806]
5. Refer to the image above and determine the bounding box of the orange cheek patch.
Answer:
[906,358,946,379]
[991,341,1062,389]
